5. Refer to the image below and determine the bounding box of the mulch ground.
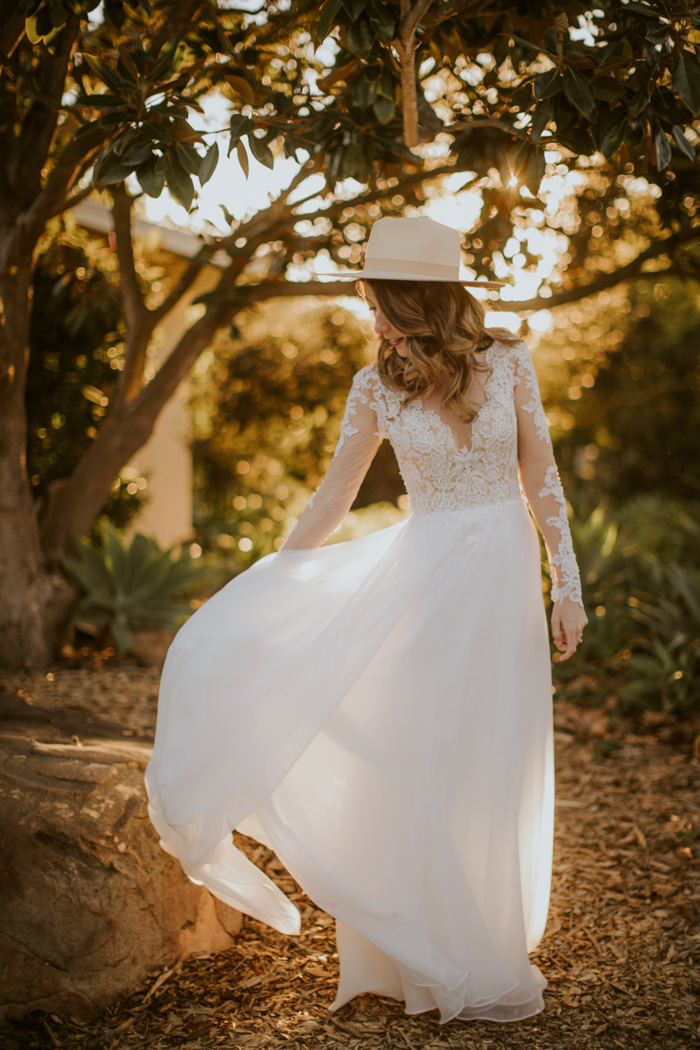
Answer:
[2,665,699,1050]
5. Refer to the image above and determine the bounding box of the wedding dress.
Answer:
[146,337,583,1023]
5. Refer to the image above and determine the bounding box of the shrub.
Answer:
[58,524,226,656]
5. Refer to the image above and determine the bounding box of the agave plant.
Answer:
[621,563,700,715]
[58,523,225,656]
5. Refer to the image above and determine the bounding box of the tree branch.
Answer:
[20,126,105,245]
[445,116,531,142]
[402,0,435,41]
[46,182,95,221]
[293,163,471,224]
[8,19,78,206]
[394,0,435,148]
[500,228,700,311]
[0,2,26,74]
[149,247,216,325]
[111,187,147,331]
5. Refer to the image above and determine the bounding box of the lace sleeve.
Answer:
[512,341,584,607]
[280,366,382,551]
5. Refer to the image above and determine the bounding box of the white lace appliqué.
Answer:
[333,368,380,456]
[513,342,551,445]
[365,347,522,515]
[360,344,584,609]
[539,465,584,606]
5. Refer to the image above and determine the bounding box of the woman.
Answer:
[146,216,588,1024]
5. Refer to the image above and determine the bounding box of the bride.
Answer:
[146,216,588,1023]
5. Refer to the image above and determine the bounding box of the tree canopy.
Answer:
[3,0,700,668]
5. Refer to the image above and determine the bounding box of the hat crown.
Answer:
[315,215,504,288]
[365,217,460,271]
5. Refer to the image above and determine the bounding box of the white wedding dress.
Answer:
[146,338,583,1023]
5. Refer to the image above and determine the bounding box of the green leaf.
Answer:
[672,52,700,114]
[110,616,133,657]
[373,95,395,123]
[672,124,695,160]
[343,0,368,18]
[345,19,374,59]
[198,141,219,185]
[136,155,166,196]
[103,523,130,593]
[654,126,672,170]
[354,74,378,108]
[555,124,595,154]
[25,15,44,44]
[121,140,155,167]
[236,138,249,178]
[530,99,551,143]
[622,1,662,16]
[175,141,203,175]
[248,134,274,169]
[83,54,131,97]
[629,85,650,117]
[600,113,628,158]
[229,113,255,147]
[534,67,561,101]
[591,76,628,102]
[134,162,161,197]
[509,33,556,59]
[368,3,395,42]
[596,39,632,68]
[225,74,256,105]
[317,0,343,43]
[76,93,125,110]
[165,153,195,209]
[512,141,546,195]
[94,150,131,185]
[562,67,597,121]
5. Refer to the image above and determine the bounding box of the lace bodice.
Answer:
[282,340,583,607]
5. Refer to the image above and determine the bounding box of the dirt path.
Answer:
[2,670,699,1050]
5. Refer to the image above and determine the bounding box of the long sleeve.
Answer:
[513,341,584,607]
[281,368,382,551]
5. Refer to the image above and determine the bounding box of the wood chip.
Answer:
[2,670,698,1050]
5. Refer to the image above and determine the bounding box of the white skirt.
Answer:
[146,495,554,1023]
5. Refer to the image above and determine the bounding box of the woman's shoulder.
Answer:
[351,360,382,390]
[485,329,526,353]
[484,332,530,371]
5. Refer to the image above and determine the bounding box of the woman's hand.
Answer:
[551,598,589,661]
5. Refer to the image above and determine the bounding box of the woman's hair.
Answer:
[360,279,519,424]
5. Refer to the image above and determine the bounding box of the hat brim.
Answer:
[315,268,505,289]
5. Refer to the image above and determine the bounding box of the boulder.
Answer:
[0,692,241,1021]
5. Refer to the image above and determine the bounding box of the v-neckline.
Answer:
[416,356,492,455]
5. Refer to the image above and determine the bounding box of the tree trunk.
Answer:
[41,305,235,563]
[0,265,65,668]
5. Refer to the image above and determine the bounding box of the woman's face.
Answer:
[363,283,409,358]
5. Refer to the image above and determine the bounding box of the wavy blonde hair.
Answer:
[361,279,518,424]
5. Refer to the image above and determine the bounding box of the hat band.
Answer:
[364,257,456,278]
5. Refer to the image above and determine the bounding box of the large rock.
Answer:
[0,692,241,1021]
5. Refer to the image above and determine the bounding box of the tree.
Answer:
[538,278,700,505]
[26,223,150,530]
[2,0,700,668]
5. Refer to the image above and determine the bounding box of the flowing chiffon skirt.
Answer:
[145,495,554,1023]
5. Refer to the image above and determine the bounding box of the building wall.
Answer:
[126,268,219,550]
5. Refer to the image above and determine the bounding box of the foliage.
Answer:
[536,279,700,507]
[190,299,374,567]
[5,0,700,669]
[57,522,225,655]
[551,492,700,716]
[622,563,700,715]
[25,225,149,529]
[7,1,700,279]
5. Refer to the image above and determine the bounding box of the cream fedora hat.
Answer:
[321,216,504,288]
